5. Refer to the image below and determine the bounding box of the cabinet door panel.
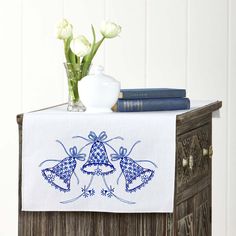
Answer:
[176,197,194,236]
[194,187,211,236]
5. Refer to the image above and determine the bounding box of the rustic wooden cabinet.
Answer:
[17,101,221,236]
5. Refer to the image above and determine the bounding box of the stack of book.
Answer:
[115,88,190,112]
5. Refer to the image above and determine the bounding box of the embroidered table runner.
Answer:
[22,101,213,212]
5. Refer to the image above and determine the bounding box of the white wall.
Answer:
[0,0,235,235]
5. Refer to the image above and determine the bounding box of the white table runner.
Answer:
[22,100,214,212]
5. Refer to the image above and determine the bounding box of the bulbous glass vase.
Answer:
[64,63,86,112]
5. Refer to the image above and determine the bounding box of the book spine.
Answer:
[117,98,190,112]
[119,89,186,99]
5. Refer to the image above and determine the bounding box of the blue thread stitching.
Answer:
[81,186,95,198]
[101,189,108,196]
[101,186,114,198]
[41,156,77,192]
[136,160,158,168]
[88,189,95,196]
[39,159,61,167]
[125,169,155,193]
[40,140,86,192]
[110,142,157,193]
[102,176,136,204]
[40,159,80,185]
[79,132,118,176]
[60,175,94,204]
[80,163,116,176]
[40,132,156,205]
[59,131,123,204]
[116,171,123,185]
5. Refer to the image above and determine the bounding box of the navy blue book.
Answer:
[119,88,186,100]
[116,98,190,112]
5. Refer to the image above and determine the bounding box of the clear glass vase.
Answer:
[64,63,86,112]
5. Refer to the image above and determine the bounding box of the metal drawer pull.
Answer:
[203,145,213,158]
[189,155,194,170]
[182,158,188,167]
[182,156,194,169]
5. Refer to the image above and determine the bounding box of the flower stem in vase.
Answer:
[65,63,85,112]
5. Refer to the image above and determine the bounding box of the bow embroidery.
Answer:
[88,131,108,142]
[69,146,86,161]
[111,146,128,161]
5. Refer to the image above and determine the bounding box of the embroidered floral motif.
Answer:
[101,189,108,196]
[81,186,95,198]
[101,186,114,198]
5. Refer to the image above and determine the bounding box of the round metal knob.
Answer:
[203,145,213,158]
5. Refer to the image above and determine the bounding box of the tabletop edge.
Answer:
[176,100,222,125]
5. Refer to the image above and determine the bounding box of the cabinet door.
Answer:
[176,197,194,236]
[194,187,211,236]
[175,187,211,236]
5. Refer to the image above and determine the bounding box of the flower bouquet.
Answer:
[57,19,121,111]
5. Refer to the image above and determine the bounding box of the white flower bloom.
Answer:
[70,35,91,57]
[57,19,73,40]
[100,21,121,38]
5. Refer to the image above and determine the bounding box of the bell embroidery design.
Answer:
[40,140,85,192]
[39,133,157,205]
[111,141,157,193]
[80,131,115,176]
[60,131,136,205]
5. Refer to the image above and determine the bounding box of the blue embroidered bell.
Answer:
[42,146,85,192]
[111,146,154,193]
[81,131,115,175]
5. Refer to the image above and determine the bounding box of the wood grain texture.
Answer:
[18,103,220,235]
[176,101,222,126]
[176,124,211,193]
[194,187,211,236]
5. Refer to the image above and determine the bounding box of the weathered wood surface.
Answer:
[176,101,222,125]
[17,101,221,236]
[19,211,167,236]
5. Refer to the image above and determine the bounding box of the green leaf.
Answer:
[91,24,96,46]
[83,25,96,63]
[81,26,105,77]
[69,48,76,64]
[64,37,72,63]
[92,38,104,58]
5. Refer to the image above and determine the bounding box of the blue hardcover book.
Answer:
[117,98,190,112]
[119,88,186,100]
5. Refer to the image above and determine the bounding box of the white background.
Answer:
[0,0,235,235]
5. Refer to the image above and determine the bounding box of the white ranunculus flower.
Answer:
[57,19,73,40]
[70,35,91,57]
[100,21,121,38]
